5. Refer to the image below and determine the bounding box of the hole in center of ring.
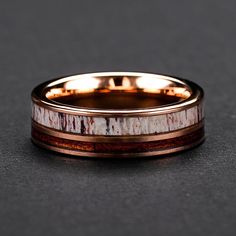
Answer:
[46,74,191,110]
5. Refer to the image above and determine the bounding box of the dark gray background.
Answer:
[0,0,235,235]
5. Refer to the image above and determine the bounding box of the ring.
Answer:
[31,72,205,158]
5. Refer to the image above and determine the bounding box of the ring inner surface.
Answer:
[46,75,191,110]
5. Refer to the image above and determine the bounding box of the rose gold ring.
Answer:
[31,72,205,158]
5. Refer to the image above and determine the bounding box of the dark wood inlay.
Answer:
[32,126,204,154]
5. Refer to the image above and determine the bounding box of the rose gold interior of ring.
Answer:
[45,73,192,109]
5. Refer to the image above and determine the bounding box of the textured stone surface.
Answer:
[32,102,204,135]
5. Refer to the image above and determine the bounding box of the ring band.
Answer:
[31,72,205,158]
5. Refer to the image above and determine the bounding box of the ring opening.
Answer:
[45,73,192,110]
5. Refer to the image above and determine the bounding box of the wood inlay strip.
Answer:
[32,126,204,154]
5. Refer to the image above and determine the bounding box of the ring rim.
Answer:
[32,72,204,117]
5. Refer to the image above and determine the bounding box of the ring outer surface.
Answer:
[31,72,205,158]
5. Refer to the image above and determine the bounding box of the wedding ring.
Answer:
[31,72,204,158]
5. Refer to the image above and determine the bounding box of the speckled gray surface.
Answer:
[0,0,235,236]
